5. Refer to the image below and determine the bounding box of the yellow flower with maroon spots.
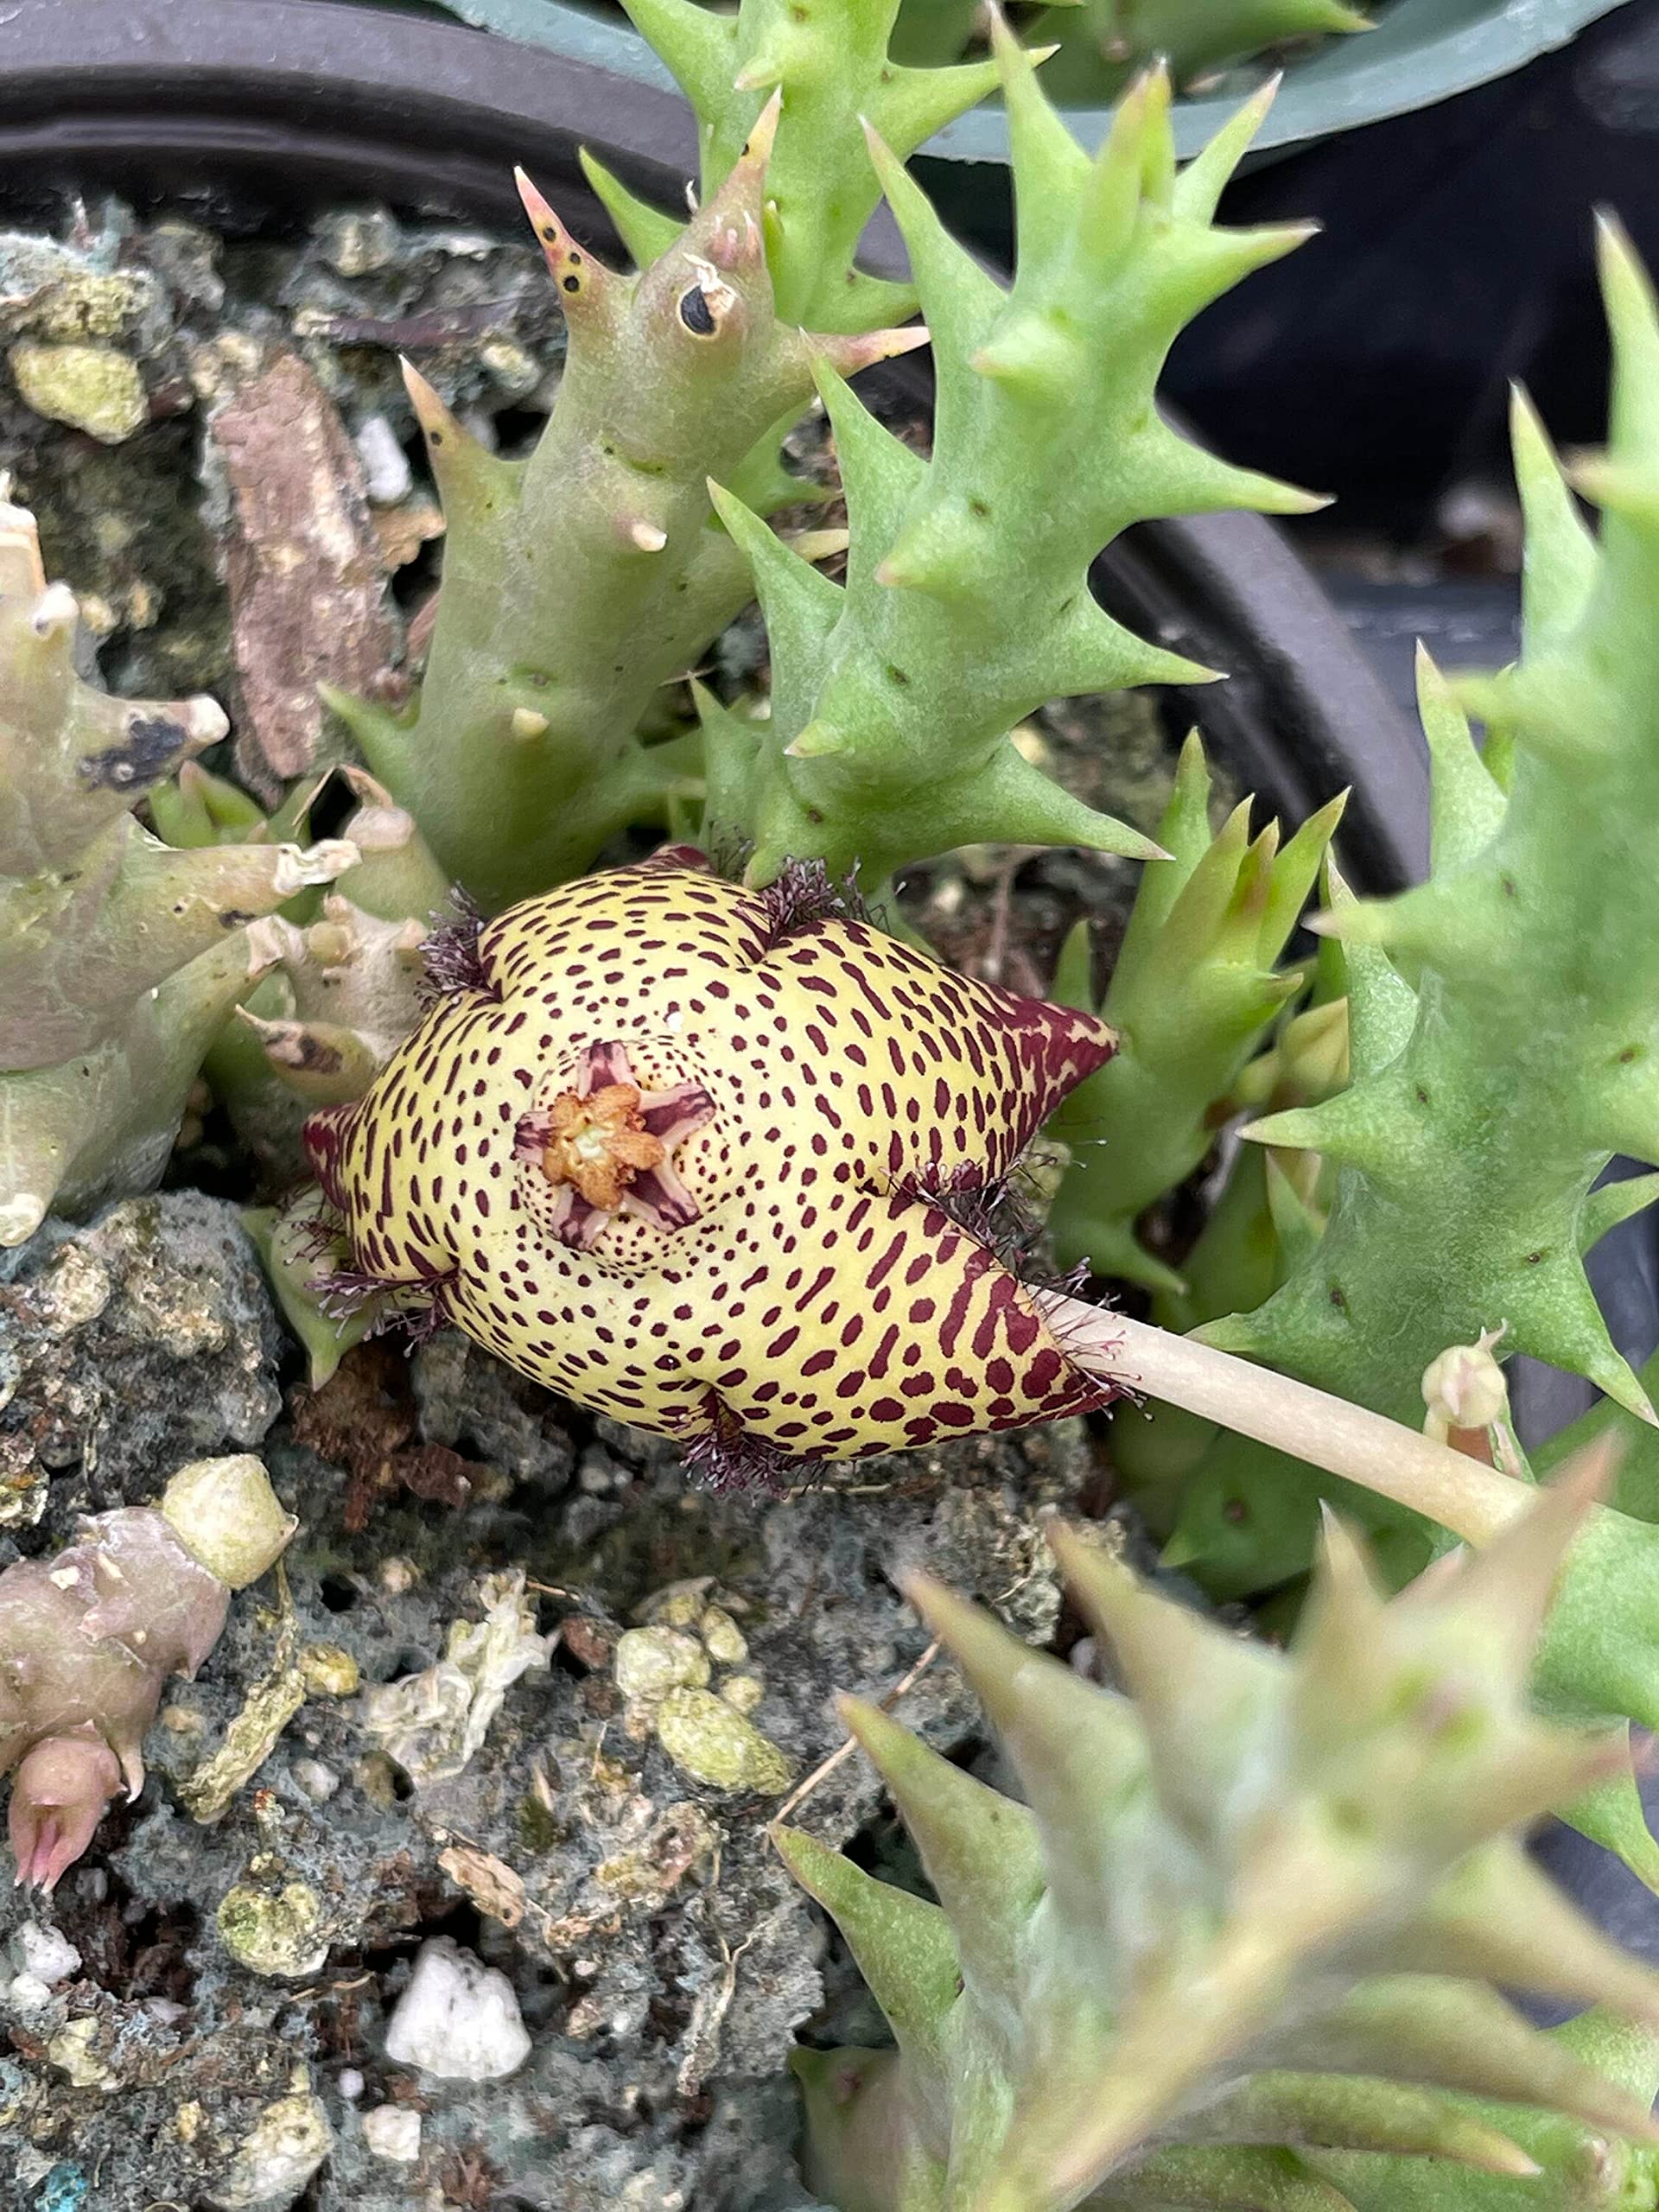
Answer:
[303,850,1118,1488]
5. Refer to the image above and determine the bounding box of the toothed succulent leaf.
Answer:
[1304,2009,1659,2210]
[1049,734,1342,1294]
[613,0,998,328]
[784,1489,1659,2212]
[340,100,922,913]
[709,47,1323,887]
[1166,233,1659,1623]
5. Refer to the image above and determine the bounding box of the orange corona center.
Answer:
[539,1081,667,1210]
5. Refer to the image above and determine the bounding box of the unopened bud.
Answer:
[1421,1327,1509,1439]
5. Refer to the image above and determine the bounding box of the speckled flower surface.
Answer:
[304,851,1117,1478]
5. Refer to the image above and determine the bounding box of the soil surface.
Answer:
[0,193,1192,2209]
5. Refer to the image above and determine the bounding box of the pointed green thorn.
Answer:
[1158,1526,1204,1568]
[1583,1173,1659,1252]
[785,720,851,760]
[969,315,1082,397]
[1237,1104,1329,1154]
[899,1570,1145,1908]
[1173,72,1281,226]
[732,51,784,92]
[576,147,682,269]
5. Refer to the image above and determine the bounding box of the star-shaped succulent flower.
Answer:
[512,1041,715,1246]
[304,851,1118,1484]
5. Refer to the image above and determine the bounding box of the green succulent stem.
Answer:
[333,106,927,912]
[1162,226,1659,1606]
[0,500,353,1245]
[706,38,1325,887]
[611,0,998,329]
[1033,0,1371,104]
[336,0,1008,913]
[1049,732,1343,1294]
[784,1496,1659,2212]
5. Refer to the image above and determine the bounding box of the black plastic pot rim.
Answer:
[0,0,1427,892]
[0,0,700,228]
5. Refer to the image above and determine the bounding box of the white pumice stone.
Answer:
[355,415,414,505]
[10,1923,80,1986]
[363,2104,422,2162]
[384,1936,531,2081]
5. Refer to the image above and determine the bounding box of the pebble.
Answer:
[291,1758,340,1803]
[354,415,413,506]
[363,2104,422,2162]
[10,1923,79,1987]
[654,1688,794,1794]
[10,340,146,442]
[208,2078,334,2209]
[216,1881,329,1980]
[614,1625,711,1701]
[384,1936,531,2081]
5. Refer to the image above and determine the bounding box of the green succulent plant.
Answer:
[1035,0,1372,104]
[14,6,1659,2200]
[153,760,451,1185]
[780,1475,1659,2212]
[1137,221,1659,1617]
[327,0,1015,916]
[1047,734,1343,1296]
[0,499,353,1248]
[1072,231,1659,1886]
[702,31,1325,890]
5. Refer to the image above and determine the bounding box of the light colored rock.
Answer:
[363,2104,421,2163]
[298,1643,359,1699]
[384,1937,530,2081]
[47,2018,118,2089]
[209,2076,334,2207]
[161,1454,295,1591]
[719,1673,766,1716]
[10,1923,79,1986]
[291,1758,340,1803]
[216,1881,329,1979]
[699,1605,748,1664]
[654,1689,794,1794]
[614,1625,710,1702]
[354,416,413,506]
[10,341,146,442]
